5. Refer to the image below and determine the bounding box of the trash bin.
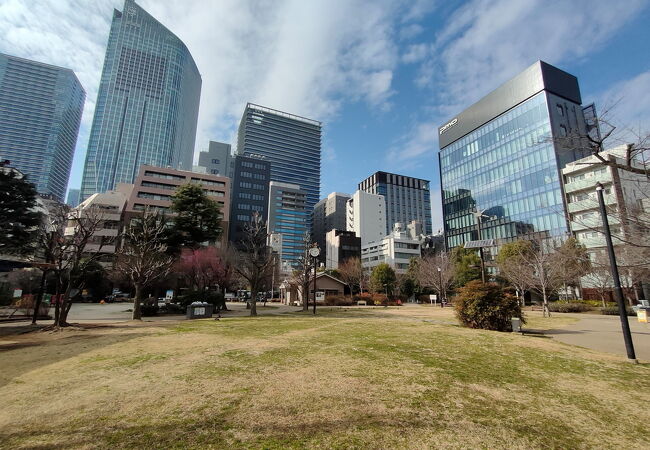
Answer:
[186,302,214,319]
[511,317,522,333]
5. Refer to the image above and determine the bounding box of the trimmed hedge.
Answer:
[324,295,354,306]
[600,306,636,316]
[548,302,592,313]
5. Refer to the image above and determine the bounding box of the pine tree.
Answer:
[0,169,42,255]
[168,183,222,250]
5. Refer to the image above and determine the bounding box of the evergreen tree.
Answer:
[0,169,42,255]
[369,263,397,295]
[168,183,222,250]
[450,246,481,287]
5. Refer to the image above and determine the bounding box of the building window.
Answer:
[211,158,220,164]
[559,125,567,137]
[556,104,564,116]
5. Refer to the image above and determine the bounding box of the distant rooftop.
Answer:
[246,103,321,126]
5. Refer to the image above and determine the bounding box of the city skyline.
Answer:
[1,1,649,229]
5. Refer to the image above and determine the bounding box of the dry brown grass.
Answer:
[0,306,648,449]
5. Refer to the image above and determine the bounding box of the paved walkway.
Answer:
[545,313,650,361]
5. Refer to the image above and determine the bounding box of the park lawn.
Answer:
[0,307,648,449]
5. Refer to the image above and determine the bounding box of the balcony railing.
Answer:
[569,215,620,232]
[564,171,612,193]
[567,194,616,213]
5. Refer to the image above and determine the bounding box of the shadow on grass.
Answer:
[0,324,151,388]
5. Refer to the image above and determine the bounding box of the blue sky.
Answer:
[1,0,649,230]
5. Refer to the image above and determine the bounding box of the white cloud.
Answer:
[402,43,429,64]
[399,23,424,40]
[594,70,650,147]
[426,0,646,111]
[0,0,410,189]
[393,0,647,166]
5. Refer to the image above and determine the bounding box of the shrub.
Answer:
[0,283,12,306]
[324,295,354,306]
[140,303,159,316]
[454,280,524,332]
[601,306,636,316]
[548,302,592,313]
[574,299,616,308]
[178,290,224,308]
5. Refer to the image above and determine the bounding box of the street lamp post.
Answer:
[595,182,636,362]
[309,246,320,315]
[437,267,443,305]
[471,209,487,283]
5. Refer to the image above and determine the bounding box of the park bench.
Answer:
[357,300,367,306]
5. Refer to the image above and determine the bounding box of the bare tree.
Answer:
[287,232,317,310]
[337,257,367,297]
[556,103,649,177]
[500,239,568,317]
[114,210,174,320]
[31,204,69,324]
[496,242,533,306]
[582,254,614,307]
[417,253,455,303]
[235,212,275,317]
[50,205,111,327]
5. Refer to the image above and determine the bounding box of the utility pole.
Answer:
[471,209,487,283]
[596,182,636,362]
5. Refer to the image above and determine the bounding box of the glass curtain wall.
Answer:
[441,92,568,249]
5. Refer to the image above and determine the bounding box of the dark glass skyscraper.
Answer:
[439,61,592,250]
[236,103,321,225]
[228,154,271,248]
[80,0,201,200]
[0,53,85,201]
[359,171,433,236]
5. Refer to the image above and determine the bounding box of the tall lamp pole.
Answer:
[437,267,443,304]
[309,246,320,315]
[471,209,487,283]
[595,182,636,362]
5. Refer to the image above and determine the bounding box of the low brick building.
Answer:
[125,165,231,242]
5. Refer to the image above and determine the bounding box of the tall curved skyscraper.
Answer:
[80,0,201,200]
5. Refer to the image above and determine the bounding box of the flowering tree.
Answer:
[176,246,225,294]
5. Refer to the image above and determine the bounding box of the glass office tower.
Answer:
[236,103,321,227]
[359,171,433,236]
[439,61,592,250]
[80,0,201,200]
[0,53,85,201]
[267,181,309,270]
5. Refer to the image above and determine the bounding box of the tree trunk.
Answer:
[56,285,73,327]
[32,270,48,324]
[302,284,309,312]
[132,283,143,320]
[542,287,551,318]
[53,276,61,326]
[250,290,257,317]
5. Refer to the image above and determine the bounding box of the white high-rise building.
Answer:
[346,190,386,245]
[361,223,421,274]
